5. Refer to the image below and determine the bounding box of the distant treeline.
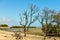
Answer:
[10,26,37,28]
[0,24,37,28]
[0,24,8,27]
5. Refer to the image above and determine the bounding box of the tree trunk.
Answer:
[24,26,26,37]
[27,23,31,31]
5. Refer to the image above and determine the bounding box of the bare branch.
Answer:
[19,4,40,36]
[19,14,25,26]
[23,10,28,26]
[27,13,39,31]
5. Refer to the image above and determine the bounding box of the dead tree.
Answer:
[38,7,55,40]
[19,4,39,37]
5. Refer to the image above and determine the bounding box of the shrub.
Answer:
[10,26,24,28]
[0,24,8,27]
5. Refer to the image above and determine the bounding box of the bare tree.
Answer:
[19,4,39,37]
[43,7,55,35]
[38,7,55,40]
[53,11,60,36]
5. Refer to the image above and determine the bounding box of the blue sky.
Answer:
[0,0,60,27]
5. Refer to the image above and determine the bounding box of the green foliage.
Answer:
[29,26,37,28]
[53,13,60,20]
[0,24,8,27]
[10,26,37,28]
[10,26,24,28]
[53,13,60,24]
[42,23,60,36]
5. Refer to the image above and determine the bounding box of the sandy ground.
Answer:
[0,30,60,40]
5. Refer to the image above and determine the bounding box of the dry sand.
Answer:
[0,30,60,40]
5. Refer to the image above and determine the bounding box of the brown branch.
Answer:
[23,10,28,26]
[27,13,39,31]
[19,14,25,26]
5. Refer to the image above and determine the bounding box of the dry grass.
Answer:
[26,28,44,36]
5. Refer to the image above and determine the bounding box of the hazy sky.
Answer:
[0,0,60,27]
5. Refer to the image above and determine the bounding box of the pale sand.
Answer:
[0,30,60,40]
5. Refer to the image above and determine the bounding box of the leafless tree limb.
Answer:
[19,4,39,37]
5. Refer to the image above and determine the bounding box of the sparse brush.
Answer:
[10,31,23,40]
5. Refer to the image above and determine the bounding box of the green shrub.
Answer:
[10,26,24,28]
[0,24,8,27]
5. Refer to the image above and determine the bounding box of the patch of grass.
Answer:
[0,27,44,36]
[26,28,44,36]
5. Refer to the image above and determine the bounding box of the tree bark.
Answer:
[24,26,26,37]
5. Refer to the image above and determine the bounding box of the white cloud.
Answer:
[0,17,11,24]
[0,17,10,22]
[0,17,19,26]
